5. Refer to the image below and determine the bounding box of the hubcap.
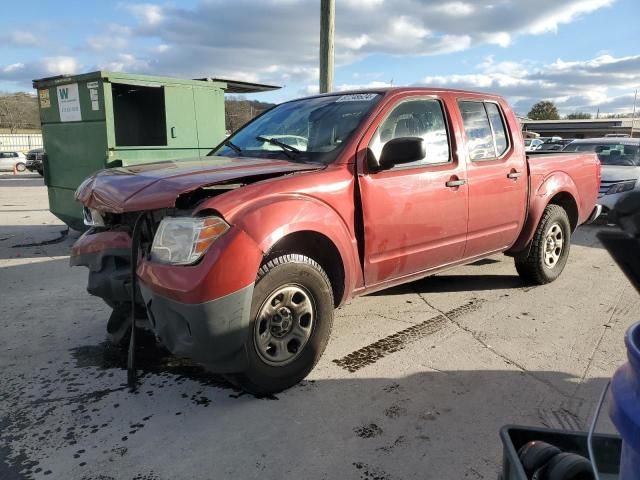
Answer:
[543,223,564,268]
[254,285,315,366]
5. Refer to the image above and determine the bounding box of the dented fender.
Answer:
[215,194,360,304]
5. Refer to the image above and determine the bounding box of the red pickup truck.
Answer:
[71,88,601,394]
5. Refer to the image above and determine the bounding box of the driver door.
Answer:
[358,95,469,286]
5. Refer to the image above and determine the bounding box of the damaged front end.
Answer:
[70,157,318,343]
[70,209,169,344]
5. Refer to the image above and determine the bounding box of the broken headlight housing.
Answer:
[83,207,105,227]
[150,216,229,265]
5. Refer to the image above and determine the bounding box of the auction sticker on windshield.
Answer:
[336,93,378,102]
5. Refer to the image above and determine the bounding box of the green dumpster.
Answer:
[32,71,278,230]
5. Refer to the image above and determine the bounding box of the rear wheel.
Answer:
[515,204,571,284]
[227,254,334,395]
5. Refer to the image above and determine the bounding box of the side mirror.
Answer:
[376,137,426,171]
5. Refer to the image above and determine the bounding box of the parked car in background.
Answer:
[539,136,563,144]
[563,138,640,215]
[537,139,574,152]
[524,138,543,152]
[71,88,601,394]
[0,151,26,172]
[25,148,45,176]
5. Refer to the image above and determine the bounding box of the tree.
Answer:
[224,96,274,133]
[566,112,592,119]
[527,101,560,120]
[0,92,40,132]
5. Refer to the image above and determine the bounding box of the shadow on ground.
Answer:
[0,344,612,480]
[0,226,79,259]
[372,273,527,296]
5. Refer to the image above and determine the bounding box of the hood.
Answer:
[601,165,640,182]
[76,156,323,213]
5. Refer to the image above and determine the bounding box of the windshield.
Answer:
[211,93,383,163]
[563,142,640,166]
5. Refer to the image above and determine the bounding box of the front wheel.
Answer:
[515,204,571,284]
[15,162,26,172]
[227,254,334,395]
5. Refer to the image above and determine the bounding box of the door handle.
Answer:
[507,171,522,179]
[445,179,466,187]
[171,126,177,138]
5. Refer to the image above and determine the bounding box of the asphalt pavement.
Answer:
[1,174,637,480]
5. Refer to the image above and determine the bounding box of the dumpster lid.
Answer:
[195,78,280,94]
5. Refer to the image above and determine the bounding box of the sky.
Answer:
[1,0,639,116]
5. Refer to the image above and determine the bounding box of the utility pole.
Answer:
[319,0,335,93]
[631,89,638,138]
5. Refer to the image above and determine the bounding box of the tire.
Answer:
[15,162,26,172]
[36,168,44,176]
[227,254,334,395]
[515,204,571,285]
[536,452,594,480]
[517,441,561,477]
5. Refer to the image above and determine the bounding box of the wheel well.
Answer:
[265,231,345,307]
[548,192,579,231]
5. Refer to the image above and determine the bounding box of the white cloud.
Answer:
[99,53,149,73]
[0,0,620,96]
[300,80,393,96]
[482,32,512,48]
[0,31,41,47]
[337,80,394,91]
[338,34,370,50]
[126,3,165,26]
[88,24,131,52]
[342,0,385,8]
[0,57,81,83]
[433,2,475,16]
[42,56,80,75]
[390,16,430,40]
[2,63,25,73]
[524,0,613,34]
[420,53,640,115]
[99,0,615,88]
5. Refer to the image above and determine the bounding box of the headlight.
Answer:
[606,180,637,195]
[150,216,229,265]
[83,207,105,227]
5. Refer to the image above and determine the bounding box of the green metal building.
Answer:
[33,71,277,230]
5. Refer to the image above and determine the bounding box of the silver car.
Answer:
[0,151,27,172]
[563,138,640,214]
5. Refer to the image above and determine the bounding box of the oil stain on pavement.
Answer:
[0,330,242,479]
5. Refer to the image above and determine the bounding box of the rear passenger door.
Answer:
[457,100,527,258]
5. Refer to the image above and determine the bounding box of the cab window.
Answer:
[485,103,508,156]
[369,98,450,168]
[459,100,510,160]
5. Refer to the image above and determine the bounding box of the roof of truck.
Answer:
[301,86,504,100]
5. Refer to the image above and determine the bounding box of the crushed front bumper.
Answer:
[72,225,263,372]
[135,227,263,371]
[139,283,253,372]
[70,230,133,307]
